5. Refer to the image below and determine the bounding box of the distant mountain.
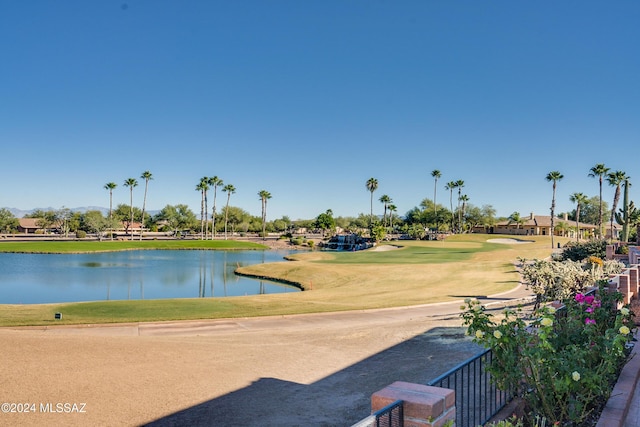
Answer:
[5,206,109,218]
[4,207,162,218]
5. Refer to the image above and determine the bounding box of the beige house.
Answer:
[489,212,618,240]
[17,218,143,235]
[17,218,41,234]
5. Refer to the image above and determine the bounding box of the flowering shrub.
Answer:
[520,258,625,306]
[461,284,635,425]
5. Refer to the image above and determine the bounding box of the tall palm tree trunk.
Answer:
[224,193,231,240]
[211,189,218,240]
[129,188,134,241]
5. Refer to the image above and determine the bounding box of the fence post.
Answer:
[372,381,456,426]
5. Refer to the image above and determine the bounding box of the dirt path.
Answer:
[0,287,533,427]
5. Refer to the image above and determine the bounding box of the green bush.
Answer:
[76,230,87,239]
[557,239,607,262]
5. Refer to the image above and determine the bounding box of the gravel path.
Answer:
[0,286,533,427]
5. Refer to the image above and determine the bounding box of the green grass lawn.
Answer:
[314,240,502,264]
[0,234,566,326]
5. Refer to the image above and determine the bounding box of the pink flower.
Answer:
[592,299,601,308]
[575,294,585,304]
[585,307,594,313]
[585,295,595,305]
[585,318,596,325]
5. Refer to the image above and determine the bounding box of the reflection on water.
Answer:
[0,250,299,304]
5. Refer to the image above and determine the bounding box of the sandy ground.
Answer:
[487,238,534,244]
[0,284,534,427]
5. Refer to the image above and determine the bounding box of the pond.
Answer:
[0,250,300,304]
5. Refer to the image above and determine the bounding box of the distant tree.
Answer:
[272,216,291,233]
[405,206,428,229]
[555,220,569,237]
[222,184,236,240]
[103,182,117,240]
[371,224,387,242]
[82,210,108,240]
[546,171,564,248]
[315,209,336,237]
[222,205,248,236]
[607,170,628,242]
[55,207,73,237]
[123,178,138,240]
[388,204,397,228]
[459,194,469,232]
[379,194,392,226]
[351,213,370,230]
[455,180,465,232]
[139,171,153,241]
[481,205,497,231]
[196,177,209,239]
[114,203,142,236]
[366,178,378,225]
[258,190,272,239]
[508,211,525,230]
[445,181,457,232]
[0,208,19,233]
[431,170,442,230]
[404,223,426,240]
[463,205,485,231]
[154,204,198,234]
[208,176,223,239]
[588,164,610,237]
[571,192,588,242]
[567,196,608,227]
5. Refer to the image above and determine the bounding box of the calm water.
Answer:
[0,250,300,304]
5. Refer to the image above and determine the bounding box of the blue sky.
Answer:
[1,1,639,221]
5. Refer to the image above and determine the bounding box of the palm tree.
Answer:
[208,176,223,239]
[139,171,153,241]
[459,194,469,232]
[388,204,397,228]
[379,194,392,226]
[455,180,465,232]
[222,184,236,240]
[508,211,525,230]
[607,170,628,241]
[445,181,457,232]
[196,178,209,240]
[555,220,569,237]
[588,164,610,238]
[103,182,117,240]
[366,178,378,225]
[546,171,564,249]
[123,178,138,240]
[258,190,272,240]
[569,192,588,242]
[431,170,442,230]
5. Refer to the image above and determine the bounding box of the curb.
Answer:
[596,330,640,427]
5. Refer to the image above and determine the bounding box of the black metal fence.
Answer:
[350,399,404,427]
[427,348,513,427]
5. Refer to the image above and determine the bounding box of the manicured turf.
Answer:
[314,240,501,264]
[0,234,567,326]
